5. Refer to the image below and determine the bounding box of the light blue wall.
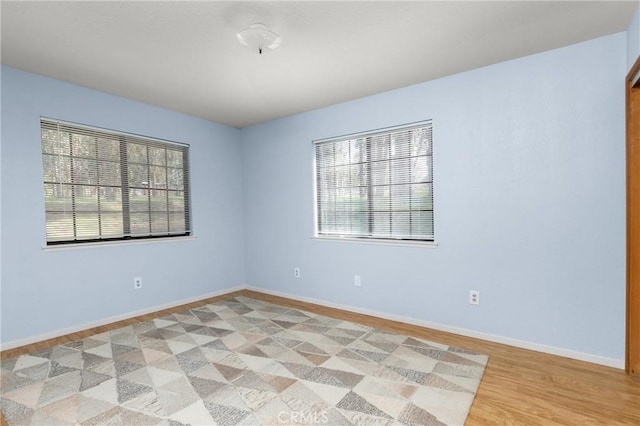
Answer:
[240,33,627,360]
[629,3,640,70]
[1,66,245,344]
[0,30,631,362]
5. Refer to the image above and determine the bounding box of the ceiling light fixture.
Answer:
[236,23,281,55]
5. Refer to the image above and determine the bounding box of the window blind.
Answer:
[41,119,191,244]
[314,121,433,241]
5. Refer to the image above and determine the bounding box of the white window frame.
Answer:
[313,120,437,247]
[40,118,192,246]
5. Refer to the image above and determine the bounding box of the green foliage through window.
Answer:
[314,121,433,241]
[41,119,191,244]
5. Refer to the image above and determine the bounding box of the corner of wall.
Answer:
[628,3,640,71]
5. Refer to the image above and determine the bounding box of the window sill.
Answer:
[42,235,197,251]
[311,236,438,248]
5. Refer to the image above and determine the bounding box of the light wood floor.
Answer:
[2,289,639,425]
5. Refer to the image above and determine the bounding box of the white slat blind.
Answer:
[41,119,191,244]
[315,121,433,241]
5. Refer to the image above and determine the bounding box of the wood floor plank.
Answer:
[1,288,638,425]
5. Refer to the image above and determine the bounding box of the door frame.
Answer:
[626,55,640,375]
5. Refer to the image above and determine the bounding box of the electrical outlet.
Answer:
[134,277,142,289]
[294,267,300,278]
[354,275,362,287]
[469,290,480,305]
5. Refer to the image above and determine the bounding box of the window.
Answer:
[314,121,433,242]
[41,119,191,245]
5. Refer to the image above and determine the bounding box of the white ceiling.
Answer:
[2,1,638,128]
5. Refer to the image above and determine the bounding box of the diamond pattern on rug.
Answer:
[1,296,488,425]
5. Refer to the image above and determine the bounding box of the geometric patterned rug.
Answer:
[0,296,488,425]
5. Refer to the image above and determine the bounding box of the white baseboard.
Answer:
[3,284,624,370]
[0,286,243,351]
[245,286,625,370]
